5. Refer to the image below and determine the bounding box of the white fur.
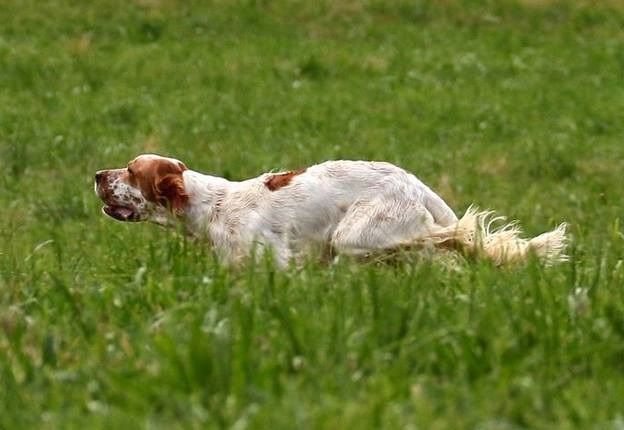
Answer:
[96,157,568,267]
[168,160,567,267]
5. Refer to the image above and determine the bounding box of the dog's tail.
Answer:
[429,206,568,266]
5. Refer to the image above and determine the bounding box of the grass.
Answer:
[1,0,624,428]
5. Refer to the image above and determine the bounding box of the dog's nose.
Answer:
[95,171,105,184]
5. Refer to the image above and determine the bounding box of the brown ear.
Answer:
[156,174,188,215]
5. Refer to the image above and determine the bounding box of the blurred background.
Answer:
[2,1,623,224]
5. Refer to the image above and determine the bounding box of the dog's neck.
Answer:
[181,170,233,236]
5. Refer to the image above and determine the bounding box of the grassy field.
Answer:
[2,0,624,428]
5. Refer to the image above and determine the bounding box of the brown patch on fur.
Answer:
[264,168,306,191]
[127,156,188,214]
[156,174,188,214]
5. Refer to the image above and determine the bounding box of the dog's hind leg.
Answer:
[330,199,442,256]
[331,199,567,265]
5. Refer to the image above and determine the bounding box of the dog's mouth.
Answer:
[102,205,141,222]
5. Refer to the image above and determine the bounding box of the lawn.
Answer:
[1,0,624,428]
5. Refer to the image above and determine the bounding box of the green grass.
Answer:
[2,0,624,428]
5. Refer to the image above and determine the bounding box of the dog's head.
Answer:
[95,154,188,224]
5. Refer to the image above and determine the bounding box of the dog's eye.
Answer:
[127,167,134,175]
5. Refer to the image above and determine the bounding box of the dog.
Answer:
[95,154,567,267]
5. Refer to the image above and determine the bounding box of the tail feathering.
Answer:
[439,206,568,265]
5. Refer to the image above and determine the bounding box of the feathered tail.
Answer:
[429,206,568,266]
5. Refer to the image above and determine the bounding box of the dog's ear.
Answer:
[156,173,188,215]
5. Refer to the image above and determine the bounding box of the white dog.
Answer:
[95,154,567,267]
